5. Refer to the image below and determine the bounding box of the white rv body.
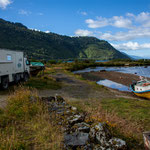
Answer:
[0,49,30,88]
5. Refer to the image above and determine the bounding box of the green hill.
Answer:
[0,18,129,60]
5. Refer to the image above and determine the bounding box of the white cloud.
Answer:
[75,29,93,36]
[99,27,150,41]
[81,11,87,16]
[112,16,132,28]
[19,9,31,15]
[111,42,150,50]
[78,10,88,16]
[45,30,50,33]
[37,12,43,16]
[135,12,150,23]
[86,17,109,28]
[0,0,12,9]
[86,16,132,29]
[126,13,135,17]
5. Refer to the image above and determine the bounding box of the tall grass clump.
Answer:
[0,87,63,150]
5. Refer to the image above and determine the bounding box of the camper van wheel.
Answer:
[24,73,29,82]
[1,77,9,89]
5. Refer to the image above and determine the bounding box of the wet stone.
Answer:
[64,132,89,147]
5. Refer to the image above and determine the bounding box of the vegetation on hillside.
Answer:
[0,18,129,60]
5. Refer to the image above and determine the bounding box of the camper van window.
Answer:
[7,55,12,61]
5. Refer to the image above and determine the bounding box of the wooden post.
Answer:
[143,131,150,150]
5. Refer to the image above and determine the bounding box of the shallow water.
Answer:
[73,66,150,91]
[74,66,150,78]
[97,79,130,92]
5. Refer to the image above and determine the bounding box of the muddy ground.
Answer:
[79,71,143,87]
[91,71,148,86]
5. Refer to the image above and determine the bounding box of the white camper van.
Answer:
[0,49,30,89]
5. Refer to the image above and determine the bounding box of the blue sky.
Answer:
[1,0,150,58]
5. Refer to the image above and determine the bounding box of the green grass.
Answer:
[68,97,149,150]
[101,98,150,130]
[25,76,61,90]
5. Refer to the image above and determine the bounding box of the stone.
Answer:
[73,122,90,133]
[71,106,77,111]
[89,123,111,146]
[69,114,84,126]
[55,95,65,103]
[41,96,55,102]
[109,138,127,149]
[93,145,112,150]
[64,132,89,147]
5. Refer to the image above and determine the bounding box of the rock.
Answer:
[73,122,90,133]
[69,114,84,126]
[93,145,112,150]
[100,69,106,72]
[82,144,93,150]
[64,132,89,147]
[55,95,65,103]
[109,138,127,149]
[89,123,111,146]
[71,106,77,111]
[41,96,55,102]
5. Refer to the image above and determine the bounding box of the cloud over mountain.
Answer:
[0,0,12,9]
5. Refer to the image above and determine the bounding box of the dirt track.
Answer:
[39,71,140,101]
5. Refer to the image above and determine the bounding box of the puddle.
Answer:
[97,79,130,92]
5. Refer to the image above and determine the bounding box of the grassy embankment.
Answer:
[0,87,63,150]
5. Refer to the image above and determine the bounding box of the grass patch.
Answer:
[25,75,61,90]
[68,98,148,150]
[0,87,63,150]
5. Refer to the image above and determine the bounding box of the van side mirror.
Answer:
[26,60,30,65]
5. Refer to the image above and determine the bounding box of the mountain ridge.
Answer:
[0,18,130,60]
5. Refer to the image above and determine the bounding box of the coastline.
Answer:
[79,71,144,87]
